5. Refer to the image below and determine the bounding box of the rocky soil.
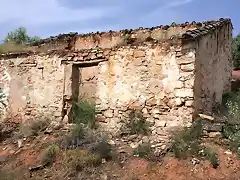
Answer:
[1,120,240,180]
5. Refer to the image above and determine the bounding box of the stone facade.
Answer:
[0,18,233,145]
[194,23,232,114]
[94,45,195,136]
[0,53,65,122]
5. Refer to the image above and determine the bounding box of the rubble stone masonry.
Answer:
[0,18,233,147]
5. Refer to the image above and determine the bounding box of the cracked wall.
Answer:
[92,44,195,143]
[0,19,232,147]
[194,22,232,114]
[4,55,65,122]
[0,60,10,119]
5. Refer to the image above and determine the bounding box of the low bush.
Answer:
[89,137,113,160]
[221,90,240,158]
[169,118,219,168]
[66,149,102,172]
[124,109,150,135]
[20,116,50,137]
[42,144,60,165]
[222,90,240,123]
[134,143,153,159]
[170,118,203,159]
[222,123,240,158]
[203,147,219,168]
[60,124,114,161]
[60,124,88,150]
[72,100,96,129]
[71,123,85,139]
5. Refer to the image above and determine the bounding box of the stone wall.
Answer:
[0,18,233,148]
[2,53,65,122]
[60,42,196,146]
[74,25,197,50]
[93,44,195,142]
[0,59,10,119]
[30,20,221,52]
[194,22,232,114]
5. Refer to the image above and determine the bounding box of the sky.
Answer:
[0,0,239,41]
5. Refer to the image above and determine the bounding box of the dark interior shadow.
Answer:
[72,65,80,102]
[231,80,240,91]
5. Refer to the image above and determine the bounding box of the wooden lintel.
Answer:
[61,59,107,66]
[72,59,107,65]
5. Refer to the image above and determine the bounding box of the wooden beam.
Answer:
[61,59,107,66]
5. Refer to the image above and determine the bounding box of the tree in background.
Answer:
[4,27,40,45]
[233,34,240,69]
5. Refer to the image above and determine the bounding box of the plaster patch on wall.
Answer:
[161,53,179,92]
[0,64,11,118]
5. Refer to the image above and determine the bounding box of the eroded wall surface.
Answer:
[194,23,232,114]
[0,60,11,119]
[88,44,196,144]
[3,54,65,122]
[75,26,197,50]
[60,42,196,144]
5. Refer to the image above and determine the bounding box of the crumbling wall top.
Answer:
[0,18,232,59]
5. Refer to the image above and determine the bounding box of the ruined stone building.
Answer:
[0,18,232,141]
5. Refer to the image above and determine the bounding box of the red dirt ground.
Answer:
[1,132,240,180]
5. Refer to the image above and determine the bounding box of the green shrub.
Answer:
[134,143,153,159]
[222,90,240,122]
[170,118,203,159]
[19,116,50,137]
[71,123,85,139]
[170,119,220,168]
[66,149,102,172]
[72,100,96,129]
[90,138,112,160]
[220,90,240,158]
[30,119,50,136]
[125,110,150,135]
[60,123,86,149]
[222,123,240,158]
[42,144,60,165]
[203,147,219,168]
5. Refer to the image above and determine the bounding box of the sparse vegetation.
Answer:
[89,137,113,160]
[72,100,96,129]
[222,122,240,151]
[60,123,88,150]
[19,116,50,137]
[220,90,240,158]
[124,109,150,135]
[170,118,219,168]
[66,149,102,172]
[203,147,219,168]
[0,42,30,54]
[134,143,153,159]
[170,118,203,159]
[42,144,60,165]
[60,122,114,162]
[71,123,85,139]
[222,90,240,121]
[30,119,50,136]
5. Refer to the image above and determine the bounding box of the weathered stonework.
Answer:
[0,53,65,122]
[0,60,11,119]
[0,18,233,147]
